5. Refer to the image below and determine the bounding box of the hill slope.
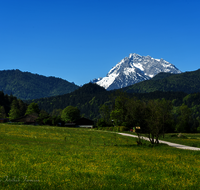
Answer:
[123,69,200,94]
[0,69,79,100]
[27,83,111,120]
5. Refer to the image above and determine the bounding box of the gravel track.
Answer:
[118,133,200,151]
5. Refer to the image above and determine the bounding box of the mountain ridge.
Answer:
[93,53,181,90]
[0,69,79,100]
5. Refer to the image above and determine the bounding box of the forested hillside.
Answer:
[0,69,79,100]
[123,69,200,94]
[27,83,112,120]
[26,81,198,121]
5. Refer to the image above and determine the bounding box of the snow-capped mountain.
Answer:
[92,53,181,90]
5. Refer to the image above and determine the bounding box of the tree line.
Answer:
[0,90,81,126]
[98,92,200,143]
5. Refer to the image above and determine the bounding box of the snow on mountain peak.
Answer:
[93,53,181,90]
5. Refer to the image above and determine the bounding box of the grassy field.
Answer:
[0,124,200,189]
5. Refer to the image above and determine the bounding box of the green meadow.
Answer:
[0,124,200,189]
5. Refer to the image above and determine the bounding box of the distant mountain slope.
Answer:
[0,69,79,100]
[93,53,181,90]
[123,69,200,94]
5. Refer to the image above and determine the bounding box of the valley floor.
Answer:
[1,124,200,189]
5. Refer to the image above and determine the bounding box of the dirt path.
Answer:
[118,133,200,151]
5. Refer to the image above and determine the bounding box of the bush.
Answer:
[119,126,128,132]
[197,127,200,133]
[97,119,108,128]
[177,133,188,139]
[113,127,119,132]
[97,126,128,132]
[8,122,24,125]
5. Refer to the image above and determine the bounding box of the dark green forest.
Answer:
[26,83,111,120]
[0,69,79,100]
[26,83,189,120]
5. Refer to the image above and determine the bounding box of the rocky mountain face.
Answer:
[93,53,181,90]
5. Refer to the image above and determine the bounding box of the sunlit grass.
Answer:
[0,124,200,189]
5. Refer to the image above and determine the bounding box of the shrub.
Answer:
[97,126,128,132]
[197,127,200,133]
[119,126,128,132]
[9,122,24,125]
[97,119,107,128]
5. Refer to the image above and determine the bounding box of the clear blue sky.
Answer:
[1,0,200,86]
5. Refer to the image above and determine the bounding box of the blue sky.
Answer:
[1,0,200,86]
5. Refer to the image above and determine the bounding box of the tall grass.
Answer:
[0,124,200,189]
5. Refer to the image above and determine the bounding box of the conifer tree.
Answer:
[8,100,20,120]
[0,106,6,118]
